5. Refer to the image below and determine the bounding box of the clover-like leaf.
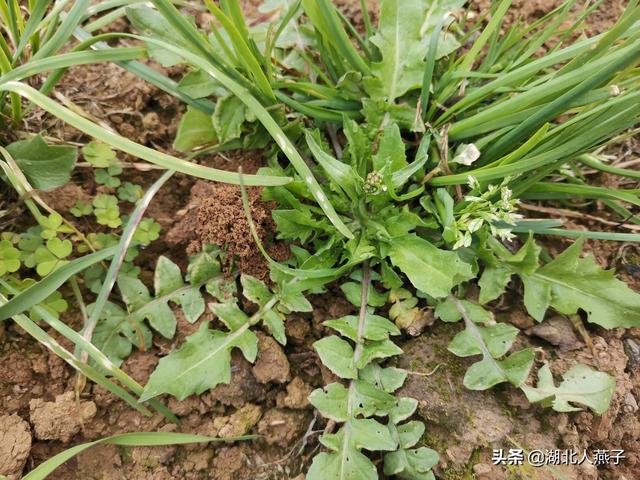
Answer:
[70,200,93,218]
[93,194,121,228]
[82,141,117,168]
[39,212,72,240]
[117,182,144,203]
[34,238,72,276]
[0,240,21,275]
[95,168,121,188]
[133,218,161,246]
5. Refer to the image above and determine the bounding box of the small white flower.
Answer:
[467,175,480,190]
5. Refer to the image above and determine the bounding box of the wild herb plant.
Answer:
[1,0,640,478]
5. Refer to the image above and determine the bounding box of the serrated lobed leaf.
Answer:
[522,363,615,414]
[140,322,256,401]
[367,0,464,101]
[525,241,640,328]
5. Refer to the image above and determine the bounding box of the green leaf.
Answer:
[522,241,640,328]
[132,218,161,246]
[174,106,217,152]
[6,134,77,190]
[0,240,21,275]
[478,266,512,304]
[187,246,222,285]
[522,363,615,414]
[262,309,286,345]
[155,256,204,324]
[448,323,519,359]
[140,321,256,401]
[358,339,404,369]
[93,194,121,228]
[367,0,463,101]
[373,123,407,173]
[212,95,247,144]
[278,288,313,312]
[388,397,419,424]
[308,419,397,480]
[306,132,360,200]
[118,276,176,338]
[34,238,72,276]
[91,301,152,366]
[396,421,425,449]
[95,168,121,188]
[241,274,273,306]
[309,383,349,422]
[178,69,226,98]
[464,348,535,391]
[82,141,117,168]
[389,234,473,299]
[307,444,377,480]
[353,380,397,416]
[209,302,258,362]
[435,298,492,324]
[325,314,400,342]
[340,282,388,307]
[360,364,408,393]
[70,200,93,217]
[384,447,438,480]
[117,182,143,203]
[39,213,71,240]
[313,335,356,379]
[0,245,118,322]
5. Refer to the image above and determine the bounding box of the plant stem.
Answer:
[353,260,371,365]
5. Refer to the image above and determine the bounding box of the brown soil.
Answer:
[2,1,638,480]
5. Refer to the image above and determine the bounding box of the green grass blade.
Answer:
[68,27,215,113]
[359,0,373,40]
[22,432,256,480]
[1,46,145,84]
[437,22,640,123]
[0,82,289,186]
[31,0,91,60]
[436,0,512,105]
[0,292,152,417]
[81,170,174,352]
[12,0,52,61]
[481,44,640,161]
[204,0,275,100]
[522,182,640,208]
[421,14,446,118]
[301,0,370,74]
[578,153,640,179]
[130,34,354,238]
[511,226,640,242]
[9,284,179,423]
[0,246,118,322]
